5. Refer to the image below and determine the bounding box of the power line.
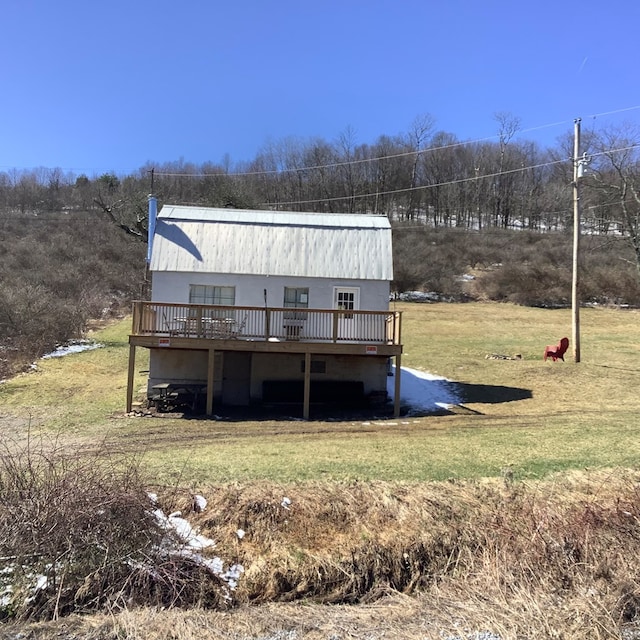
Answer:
[2,105,640,179]
[259,142,640,208]
[586,105,640,120]
[150,110,640,180]
[589,143,640,159]
[1,141,639,218]
[259,159,572,208]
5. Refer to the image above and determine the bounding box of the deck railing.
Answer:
[131,301,401,345]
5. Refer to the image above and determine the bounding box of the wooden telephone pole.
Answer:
[572,119,581,363]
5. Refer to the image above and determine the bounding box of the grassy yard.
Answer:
[3,301,640,639]
[1,302,639,485]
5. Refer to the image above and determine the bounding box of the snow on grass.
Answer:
[387,365,460,414]
[148,493,244,594]
[41,340,103,359]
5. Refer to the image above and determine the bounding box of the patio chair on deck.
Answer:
[229,314,248,339]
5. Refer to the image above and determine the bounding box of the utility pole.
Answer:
[572,119,581,363]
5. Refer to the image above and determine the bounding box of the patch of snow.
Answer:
[41,340,103,359]
[153,509,216,550]
[395,290,451,303]
[150,499,244,593]
[220,563,244,590]
[24,574,49,604]
[1,564,53,609]
[193,494,207,512]
[387,365,460,415]
[0,566,13,608]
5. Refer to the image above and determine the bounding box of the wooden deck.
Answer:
[130,301,402,347]
[127,301,403,418]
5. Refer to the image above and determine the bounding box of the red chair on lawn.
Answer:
[543,337,569,362]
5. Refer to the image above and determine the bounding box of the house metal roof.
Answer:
[150,205,394,280]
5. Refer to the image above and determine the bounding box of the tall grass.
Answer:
[3,471,640,637]
[0,435,242,621]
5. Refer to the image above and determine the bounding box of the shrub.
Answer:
[0,438,240,620]
[392,225,640,307]
[0,214,146,375]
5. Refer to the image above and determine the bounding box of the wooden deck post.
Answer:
[206,348,215,416]
[394,352,401,418]
[126,344,136,413]
[303,351,311,420]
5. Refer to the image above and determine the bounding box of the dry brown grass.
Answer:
[4,469,640,638]
[0,438,240,623]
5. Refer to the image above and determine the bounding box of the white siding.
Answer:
[151,272,390,311]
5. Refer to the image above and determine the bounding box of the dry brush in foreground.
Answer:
[2,440,640,638]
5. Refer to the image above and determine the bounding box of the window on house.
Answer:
[334,287,359,319]
[189,285,235,316]
[284,287,309,308]
[300,359,326,374]
[284,288,309,327]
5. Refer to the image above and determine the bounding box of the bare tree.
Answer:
[491,112,522,228]
[92,173,147,240]
[357,134,408,219]
[404,114,435,220]
[335,126,360,213]
[586,124,640,276]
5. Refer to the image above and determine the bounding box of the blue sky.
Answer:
[2,0,639,175]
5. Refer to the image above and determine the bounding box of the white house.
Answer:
[126,203,403,418]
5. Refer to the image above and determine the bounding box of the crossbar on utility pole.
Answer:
[572,118,581,363]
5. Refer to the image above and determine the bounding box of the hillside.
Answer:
[2,212,639,381]
[0,212,146,379]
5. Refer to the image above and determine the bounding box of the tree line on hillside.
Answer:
[1,114,640,377]
[1,114,639,266]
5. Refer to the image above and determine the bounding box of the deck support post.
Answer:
[394,352,401,418]
[303,351,311,420]
[206,348,216,416]
[126,343,136,413]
